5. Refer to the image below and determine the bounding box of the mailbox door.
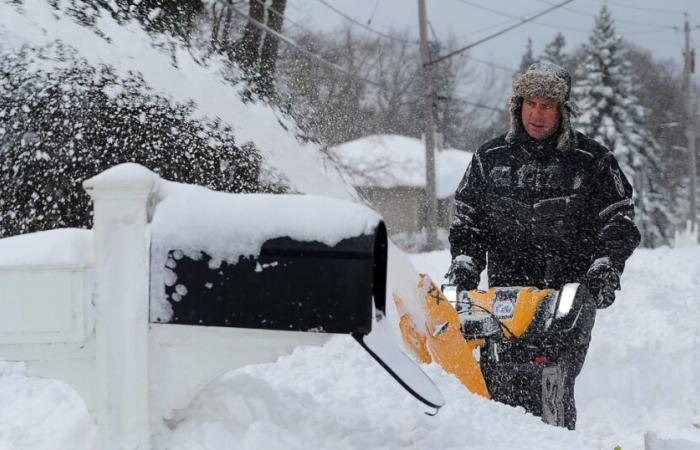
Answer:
[155,234,379,335]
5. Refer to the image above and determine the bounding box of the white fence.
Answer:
[0,164,330,449]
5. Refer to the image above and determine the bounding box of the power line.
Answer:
[458,17,517,39]
[367,0,381,26]
[533,0,677,30]
[310,0,518,75]
[281,0,304,12]
[250,0,314,36]
[464,55,517,73]
[425,18,514,73]
[688,14,700,28]
[417,17,518,74]
[456,0,678,35]
[427,19,439,43]
[453,0,590,33]
[313,0,419,45]
[227,1,382,87]
[451,92,507,113]
[462,100,504,113]
[606,0,685,16]
[424,18,518,77]
[621,27,681,36]
[229,1,505,113]
[427,0,576,67]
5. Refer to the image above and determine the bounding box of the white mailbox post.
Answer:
[84,164,157,450]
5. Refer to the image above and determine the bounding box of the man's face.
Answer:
[521,96,560,140]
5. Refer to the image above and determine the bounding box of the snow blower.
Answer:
[394,275,595,427]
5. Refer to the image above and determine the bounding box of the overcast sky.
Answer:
[286,0,700,103]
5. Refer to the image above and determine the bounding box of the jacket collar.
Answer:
[512,131,560,159]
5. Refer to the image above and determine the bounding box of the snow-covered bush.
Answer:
[0,43,278,237]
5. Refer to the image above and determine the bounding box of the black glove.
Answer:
[446,255,481,295]
[585,257,621,309]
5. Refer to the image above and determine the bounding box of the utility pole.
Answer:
[418,0,438,250]
[683,14,697,230]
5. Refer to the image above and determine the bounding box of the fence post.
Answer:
[84,164,158,450]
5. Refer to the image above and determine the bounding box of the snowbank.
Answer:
[576,247,700,447]
[0,361,94,450]
[329,134,472,198]
[409,247,700,449]
[0,246,699,449]
[160,336,589,450]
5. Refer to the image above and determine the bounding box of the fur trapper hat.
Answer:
[505,61,578,151]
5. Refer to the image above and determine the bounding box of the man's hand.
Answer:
[446,255,481,293]
[585,257,621,309]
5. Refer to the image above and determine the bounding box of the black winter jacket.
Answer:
[449,131,641,289]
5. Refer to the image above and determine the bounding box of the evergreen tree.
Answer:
[541,32,568,69]
[573,5,672,247]
[518,38,536,74]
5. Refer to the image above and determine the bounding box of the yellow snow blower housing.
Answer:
[458,286,556,339]
[394,275,595,426]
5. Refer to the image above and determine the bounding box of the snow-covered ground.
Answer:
[1,245,698,450]
[1,2,698,449]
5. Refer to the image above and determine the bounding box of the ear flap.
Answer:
[556,103,577,151]
[505,96,523,144]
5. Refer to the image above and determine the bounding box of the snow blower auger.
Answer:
[394,275,595,427]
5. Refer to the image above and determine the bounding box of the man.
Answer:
[447,62,640,429]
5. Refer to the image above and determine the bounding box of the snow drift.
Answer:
[1,244,698,449]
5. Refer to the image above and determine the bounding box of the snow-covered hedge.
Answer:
[0,44,279,237]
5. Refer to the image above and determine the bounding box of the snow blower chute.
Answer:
[395,275,595,427]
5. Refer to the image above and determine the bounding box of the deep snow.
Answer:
[0,2,698,449]
[1,245,698,450]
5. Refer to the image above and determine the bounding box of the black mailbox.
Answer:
[153,222,387,335]
[148,191,444,411]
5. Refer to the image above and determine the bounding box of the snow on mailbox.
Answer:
[148,179,444,411]
[149,188,385,335]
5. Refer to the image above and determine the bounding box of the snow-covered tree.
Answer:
[518,37,536,74]
[541,32,568,69]
[573,5,672,247]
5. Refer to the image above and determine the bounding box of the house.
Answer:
[329,134,472,235]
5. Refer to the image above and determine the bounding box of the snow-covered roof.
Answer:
[329,134,472,199]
